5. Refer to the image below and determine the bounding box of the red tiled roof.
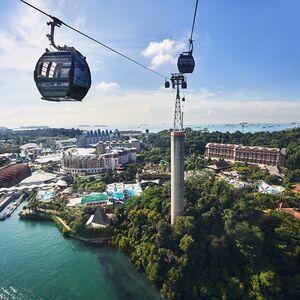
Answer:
[291,184,300,193]
[280,208,300,220]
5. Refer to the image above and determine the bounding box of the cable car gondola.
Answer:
[34,19,91,102]
[177,51,195,74]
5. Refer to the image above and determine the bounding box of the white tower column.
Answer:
[171,131,185,225]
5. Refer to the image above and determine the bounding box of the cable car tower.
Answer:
[168,74,187,224]
[165,0,198,225]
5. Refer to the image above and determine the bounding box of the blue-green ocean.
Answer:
[0,203,161,300]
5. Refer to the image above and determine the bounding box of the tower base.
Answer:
[171,131,185,225]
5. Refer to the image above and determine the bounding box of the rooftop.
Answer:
[86,207,110,227]
[81,192,109,204]
[20,143,38,150]
[206,143,280,152]
[19,171,57,185]
[65,148,96,157]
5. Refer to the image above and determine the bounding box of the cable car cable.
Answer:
[189,0,199,50]
[20,0,167,80]
[176,0,198,74]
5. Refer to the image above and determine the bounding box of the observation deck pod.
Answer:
[34,49,91,102]
[177,52,195,74]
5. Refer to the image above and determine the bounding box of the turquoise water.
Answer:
[42,191,55,201]
[126,189,137,197]
[110,189,137,200]
[0,203,162,300]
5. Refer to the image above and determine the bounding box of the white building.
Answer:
[61,147,137,175]
[56,138,77,150]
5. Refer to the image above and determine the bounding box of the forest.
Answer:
[111,176,300,300]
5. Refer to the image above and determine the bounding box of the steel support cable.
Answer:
[189,0,199,52]
[190,0,199,41]
[20,0,167,79]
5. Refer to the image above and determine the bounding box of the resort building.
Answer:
[18,170,57,187]
[96,138,141,153]
[62,147,137,175]
[256,180,284,194]
[119,130,141,138]
[76,130,119,148]
[106,182,142,200]
[205,143,286,167]
[66,183,142,208]
[81,193,110,206]
[76,129,142,150]
[85,206,110,228]
[67,193,111,207]
[56,138,77,150]
[0,163,32,188]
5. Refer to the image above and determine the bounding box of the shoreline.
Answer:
[19,209,112,246]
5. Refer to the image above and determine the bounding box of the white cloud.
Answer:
[95,81,119,91]
[184,95,300,124]
[0,86,299,128]
[150,53,175,69]
[142,38,185,69]
[0,0,86,71]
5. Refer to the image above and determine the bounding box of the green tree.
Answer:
[249,271,281,300]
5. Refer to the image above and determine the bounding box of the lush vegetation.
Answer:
[230,163,282,185]
[111,176,300,300]
[73,177,106,193]
[101,164,137,183]
[0,128,82,141]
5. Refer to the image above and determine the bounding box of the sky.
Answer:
[0,0,299,128]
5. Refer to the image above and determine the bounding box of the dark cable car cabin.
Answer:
[177,52,195,74]
[34,49,91,102]
[34,19,91,102]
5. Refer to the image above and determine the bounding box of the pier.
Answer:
[0,192,27,221]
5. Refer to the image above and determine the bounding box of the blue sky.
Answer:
[0,0,299,128]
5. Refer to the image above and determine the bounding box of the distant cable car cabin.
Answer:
[34,19,91,102]
[177,52,195,74]
[177,37,195,74]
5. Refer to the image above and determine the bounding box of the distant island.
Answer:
[20,126,49,129]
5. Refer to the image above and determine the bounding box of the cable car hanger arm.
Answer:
[47,20,69,51]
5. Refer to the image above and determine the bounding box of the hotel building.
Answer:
[62,147,137,175]
[205,143,286,167]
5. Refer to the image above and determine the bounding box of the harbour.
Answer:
[0,192,28,220]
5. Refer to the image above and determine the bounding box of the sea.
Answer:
[12,122,299,134]
[0,203,162,300]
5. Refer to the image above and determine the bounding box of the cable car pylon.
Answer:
[166,73,186,224]
[167,0,199,224]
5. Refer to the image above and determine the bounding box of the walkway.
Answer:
[56,217,71,231]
